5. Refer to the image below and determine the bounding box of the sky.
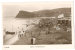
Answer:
[2,2,72,18]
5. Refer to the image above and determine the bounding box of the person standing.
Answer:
[33,37,36,45]
[31,37,36,45]
[20,31,24,37]
[17,27,21,38]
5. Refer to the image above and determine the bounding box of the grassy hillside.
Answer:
[16,8,71,18]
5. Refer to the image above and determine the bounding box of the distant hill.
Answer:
[16,11,35,18]
[16,8,71,18]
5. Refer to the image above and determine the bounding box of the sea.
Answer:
[3,17,40,32]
